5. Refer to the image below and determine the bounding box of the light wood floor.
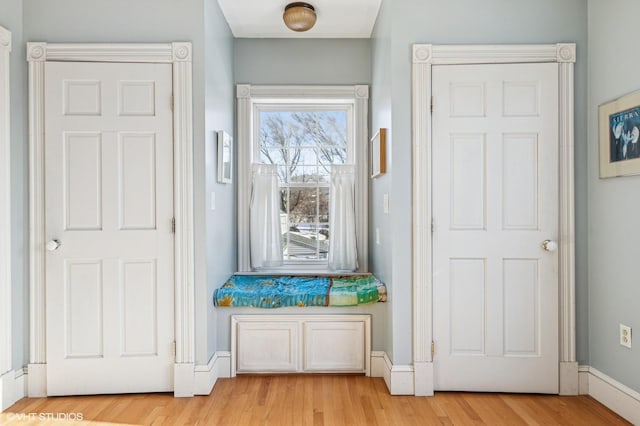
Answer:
[1,375,630,425]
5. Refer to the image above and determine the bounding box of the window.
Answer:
[237,85,369,272]
[259,108,350,262]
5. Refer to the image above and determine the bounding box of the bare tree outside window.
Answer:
[259,110,348,261]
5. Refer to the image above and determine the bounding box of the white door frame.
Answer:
[27,43,195,397]
[0,25,12,381]
[411,43,577,396]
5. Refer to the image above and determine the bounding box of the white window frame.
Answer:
[237,85,369,272]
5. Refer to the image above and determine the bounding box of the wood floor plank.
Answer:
[0,376,631,426]
[462,393,528,426]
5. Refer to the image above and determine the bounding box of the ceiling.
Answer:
[217,0,382,38]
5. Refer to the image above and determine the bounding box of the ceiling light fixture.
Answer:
[283,2,317,32]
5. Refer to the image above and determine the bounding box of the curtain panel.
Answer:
[250,164,283,269]
[328,164,358,271]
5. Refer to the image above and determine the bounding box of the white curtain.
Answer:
[328,165,358,271]
[250,164,283,269]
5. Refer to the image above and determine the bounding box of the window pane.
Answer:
[260,111,301,149]
[317,165,331,183]
[260,148,286,165]
[318,188,329,223]
[288,188,318,222]
[283,227,328,260]
[260,111,347,153]
[318,146,348,165]
[260,109,348,264]
[293,148,319,165]
[290,165,318,184]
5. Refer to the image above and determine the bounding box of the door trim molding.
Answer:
[411,43,576,396]
[0,25,11,380]
[27,43,195,396]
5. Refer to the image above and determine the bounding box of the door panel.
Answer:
[451,134,486,229]
[432,63,559,393]
[118,133,157,229]
[65,259,103,358]
[45,61,174,395]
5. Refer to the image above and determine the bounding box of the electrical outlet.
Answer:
[375,228,380,245]
[620,324,632,349]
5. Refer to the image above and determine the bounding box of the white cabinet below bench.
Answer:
[231,315,371,376]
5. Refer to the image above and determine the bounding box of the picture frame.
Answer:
[599,90,640,178]
[217,130,232,183]
[370,128,386,178]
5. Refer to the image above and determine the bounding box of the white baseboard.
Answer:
[27,364,46,397]
[193,352,231,395]
[379,352,415,395]
[1,369,26,411]
[584,366,640,425]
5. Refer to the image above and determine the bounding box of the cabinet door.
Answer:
[237,322,299,372]
[303,321,365,372]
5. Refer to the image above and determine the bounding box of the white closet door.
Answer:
[45,61,175,395]
[432,62,559,393]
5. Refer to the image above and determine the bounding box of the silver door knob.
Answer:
[46,239,61,251]
[541,240,557,252]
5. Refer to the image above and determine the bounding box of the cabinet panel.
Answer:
[236,322,298,372]
[304,321,365,372]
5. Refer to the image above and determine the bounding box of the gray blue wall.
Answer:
[587,0,640,393]
[234,39,371,85]
[1,0,28,372]
[370,0,393,363]
[203,0,235,363]
[370,0,589,365]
